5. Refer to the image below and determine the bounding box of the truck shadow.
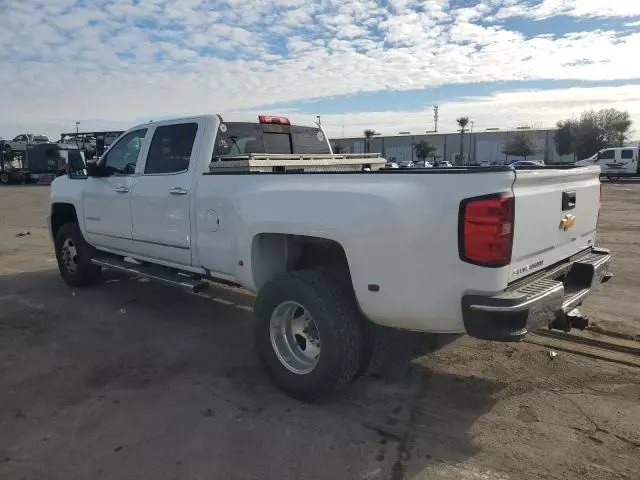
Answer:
[0,268,505,479]
[602,178,640,184]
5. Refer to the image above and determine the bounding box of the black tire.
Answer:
[54,222,102,287]
[254,270,363,401]
[0,173,9,185]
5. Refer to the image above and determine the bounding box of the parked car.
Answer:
[437,161,453,167]
[3,134,50,152]
[414,160,433,168]
[385,162,399,169]
[49,113,611,400]
[508,160,545,167]
[398,160,414,168]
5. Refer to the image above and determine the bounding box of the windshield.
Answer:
[212,122,330,158]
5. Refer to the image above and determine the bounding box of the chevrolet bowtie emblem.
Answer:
[560,214,576,231]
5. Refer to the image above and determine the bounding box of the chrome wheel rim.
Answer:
[270,301,321,375]
[60,237,78,274]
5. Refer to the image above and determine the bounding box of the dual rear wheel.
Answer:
[254,270,428,401]
[254,270,363,401]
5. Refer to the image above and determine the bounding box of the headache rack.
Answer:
[209,153,386,173]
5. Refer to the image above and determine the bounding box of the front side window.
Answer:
[597,149,615,160]
[621,149,634,159]
[144,123,198,174]
[102,129,147,175]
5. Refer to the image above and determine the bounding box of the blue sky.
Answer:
[1,0,640,138]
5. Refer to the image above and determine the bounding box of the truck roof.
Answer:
[129,114,318,131]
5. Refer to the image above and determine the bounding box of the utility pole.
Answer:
[75,122,80,146]
[433,105,439,133]
[469,121,475,164]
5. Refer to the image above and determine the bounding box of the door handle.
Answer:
[114,185,129,193]
[169,187,188,195]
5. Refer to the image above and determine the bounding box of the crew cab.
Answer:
[3,133,50,152]
[49,114,612,400]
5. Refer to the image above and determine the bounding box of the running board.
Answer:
[91,257,209,293]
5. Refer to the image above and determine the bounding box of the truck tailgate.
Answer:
[509,166,601,282]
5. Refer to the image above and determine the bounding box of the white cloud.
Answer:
[319,84,640,138]
[493,0,640,20]
[0,0,639,139]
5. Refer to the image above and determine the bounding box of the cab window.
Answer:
[621,149,634,160]
[597,149,615,160]
[102,129,147,175]
[144,123,198,174]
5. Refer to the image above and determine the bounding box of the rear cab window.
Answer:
[144,123,198,174]
[621,149,634,160]
[212,122,330,159]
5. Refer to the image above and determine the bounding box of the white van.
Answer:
[576,147,639,179]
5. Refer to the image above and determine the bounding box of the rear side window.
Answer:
[145,123,198,174]
[621,149,634,159]
[597,149,615,160]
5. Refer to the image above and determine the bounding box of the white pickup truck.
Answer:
[50,114,612,400]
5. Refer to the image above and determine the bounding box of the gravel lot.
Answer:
[0,183,638,480]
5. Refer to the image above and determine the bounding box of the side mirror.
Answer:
[86,161,109,177]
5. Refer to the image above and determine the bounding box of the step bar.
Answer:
[91,257,209,293]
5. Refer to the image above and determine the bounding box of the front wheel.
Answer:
[0,172,9,184]
[254,270,363,401]
[55,222,102,287]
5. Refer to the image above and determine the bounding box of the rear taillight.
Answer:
[459,194,514,267]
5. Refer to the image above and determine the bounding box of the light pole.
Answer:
[75,122,80,146]
[433,105,439,133]
[469,121,475,164]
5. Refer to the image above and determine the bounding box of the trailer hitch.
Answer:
[550,308,589,333]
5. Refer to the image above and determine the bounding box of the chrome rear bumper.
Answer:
[462,248,611,341]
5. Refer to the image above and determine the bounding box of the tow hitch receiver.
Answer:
[550,308,589,333]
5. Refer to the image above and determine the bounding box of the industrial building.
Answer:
[330,128,574,165]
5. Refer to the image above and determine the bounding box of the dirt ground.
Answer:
[0,183,638,480]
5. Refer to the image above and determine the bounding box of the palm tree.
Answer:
[413,140,436,163]
[363,129,376,153]
[332,143,347,154]
[456,117,470,165]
